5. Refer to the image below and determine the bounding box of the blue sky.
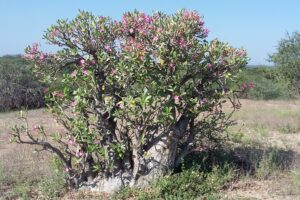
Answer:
[1,0,300,65]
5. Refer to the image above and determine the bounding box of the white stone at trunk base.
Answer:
[80,177,123,194]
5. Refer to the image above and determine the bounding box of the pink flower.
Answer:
[31,125,39,131]
[52,29,59,37]
[153,36,159,42]
[39,53,46,61]
[179,38,187,48]
[79,59,85,66]
[241,83,248,90]
[183,10,190,19]
[76,150,84,158]
[64,167,71,172]
[207,63,213,69]
[30,43,39,54]
[111,69,117,76]
[203,28,209,37]
[199,99,207,106]
[91,59,96,65]
[82,69,89,76]
[117,101,125,109]
[173,95,180,104]
[237,49,246,57]
[249,82,255,89]
[104,45,112,52]
[198,19,204,26]
[68,138,77,146]
[169,63,175,70]
[139,55,145,61]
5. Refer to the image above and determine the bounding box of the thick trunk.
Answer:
[133,136,177,187]
[80,141,174,193]
[79,115,190,193]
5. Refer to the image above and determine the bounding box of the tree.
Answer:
[11,10,247,193]
[270,32,300,94]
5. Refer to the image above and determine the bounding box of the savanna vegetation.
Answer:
[0,55,45,111]
[1,10,300,200]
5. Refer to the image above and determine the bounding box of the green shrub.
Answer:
[115,164,234,200]
[0,55,45,111]
[237,67,292,100]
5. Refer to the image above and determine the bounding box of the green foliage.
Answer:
[115,164,233,200]
[237,67,291,100]
[270,32,300,94]
[0,55,45,111]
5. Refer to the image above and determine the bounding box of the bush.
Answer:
[237,67,291,100]
[115,164,233,200]
[13,10,247,191]
[0,55,45,111]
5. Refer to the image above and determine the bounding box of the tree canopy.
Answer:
[270,32,300,94]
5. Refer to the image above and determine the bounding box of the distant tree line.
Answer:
[236,66,293,100]
[0,55,45,111]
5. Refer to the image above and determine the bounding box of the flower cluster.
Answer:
[24,43,48,63]
[241,82,255,90]
[121,12,154,37]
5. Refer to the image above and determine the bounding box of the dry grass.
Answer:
[222,99,300,200]
[233,99,300,134]
[0,109,63,199]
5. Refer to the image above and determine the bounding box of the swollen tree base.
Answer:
[80,176,124,194]
[78,169,165,194]
[78,139,176,194]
